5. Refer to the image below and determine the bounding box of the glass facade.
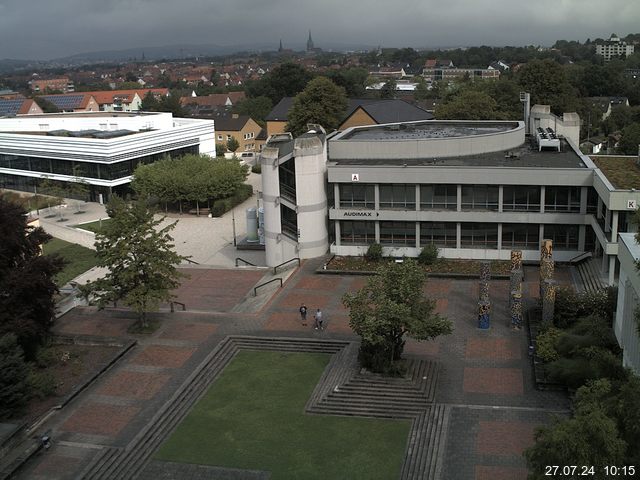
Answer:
[340,221,375,245]
[461,185,499,211]
[0,145,199,181]
[544,224,579,250]
[339,184,374,209]
[502,223,539,249]
[278,159,296,202]
[380,221,416,246]
[502,186,540,212]
[420,185,457,210]
[280,204,298,239]
[420,222,457,247]
[461,223,498,249]
[379,184,416,210]
[544,186,581,212]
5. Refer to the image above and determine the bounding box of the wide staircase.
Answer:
[576,257,606,293]
[78,336,448,480]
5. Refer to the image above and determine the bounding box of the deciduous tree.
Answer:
[79,197,186,328]
[0,196,63,359]
[285,77,347,136]
[342,259,453,373]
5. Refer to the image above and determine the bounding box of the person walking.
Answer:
[314,309,323,330]
[299,304,308,325]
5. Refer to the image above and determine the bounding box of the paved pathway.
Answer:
[15,260,571,480]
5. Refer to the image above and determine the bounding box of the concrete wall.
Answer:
[330,121,525,160]
[529,105,580,146]
[294,135,329,260]
[615,233,640,375]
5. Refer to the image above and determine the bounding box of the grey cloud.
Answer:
[0,0,638,60]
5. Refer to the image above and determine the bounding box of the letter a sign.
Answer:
[351,173,360,182]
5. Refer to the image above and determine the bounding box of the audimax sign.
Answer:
[342,211,379,217]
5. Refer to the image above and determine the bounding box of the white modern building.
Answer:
[615,232,640,375]
[0,111,215,201]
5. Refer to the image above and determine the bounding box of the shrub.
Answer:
[251,163,262,174]
[365,243,383,262]
[34,346,59,369]
[210,184,253,217]
[418,244,439,265]
[535,327,561,362]
[554,287,618,328]
[27,368,57,399]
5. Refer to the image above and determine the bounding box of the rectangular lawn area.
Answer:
[155,350,411,480]
[42,237,98,286]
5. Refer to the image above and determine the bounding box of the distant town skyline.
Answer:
[0,0,638,60]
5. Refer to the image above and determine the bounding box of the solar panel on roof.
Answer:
[42,95,84,109]
[0,99,24,115]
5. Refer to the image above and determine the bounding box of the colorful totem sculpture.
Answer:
[478,261,491,329]
[542,279,557,326]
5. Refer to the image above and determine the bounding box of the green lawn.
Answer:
[42,238,98,286]
[155,350,411,480]
[74,218,111,233]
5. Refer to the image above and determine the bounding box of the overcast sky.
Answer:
[1,0,638,60]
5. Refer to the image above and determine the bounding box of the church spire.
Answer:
[278,39,283,52]
[306,30,314,51]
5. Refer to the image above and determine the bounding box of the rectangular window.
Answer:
[420,222,457,247]
[278,159,296,202]
[380,221,416,246]
[339,184,374,209]
[502,223,539,249]
[543,224,579,250]
[545,186,581,212]
[340,221,375,245]
[502,186,540,212]
[420,184,457,210]
[379,184,416,210]
[281,205,298,239]
[460,223,498,249]
[461,185,499,211]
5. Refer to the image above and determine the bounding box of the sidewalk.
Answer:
[36,172,266,268]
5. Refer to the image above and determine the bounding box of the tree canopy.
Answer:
[618,123,640,155]
[525,378,639,477]
[342,259,453,373]
[79,197,186,327]
[517,59,580,114]
[0,333,29,420]
[285,76,348,136]
[0,196,63,359]
[245,63,313,105]
[132,154,249,211]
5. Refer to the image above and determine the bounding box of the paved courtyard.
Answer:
[16,260,570,480]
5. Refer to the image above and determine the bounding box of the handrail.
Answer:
[235,257,256,267]
[568,251,592,264]
[273,257,300,275]
[170,301,186,312]
[254,278,283,296]
[184,258,200,265]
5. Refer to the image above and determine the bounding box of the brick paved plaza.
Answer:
[17,262,570,480]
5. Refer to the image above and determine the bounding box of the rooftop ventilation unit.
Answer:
[536,126,560,151]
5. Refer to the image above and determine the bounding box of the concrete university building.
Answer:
[259,107,640,288]
[0,112,215,201]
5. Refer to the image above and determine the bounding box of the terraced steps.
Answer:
[77,336,349,480]
[400,404,450,480]
[78,336,445,480]
[577,258,606,293]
